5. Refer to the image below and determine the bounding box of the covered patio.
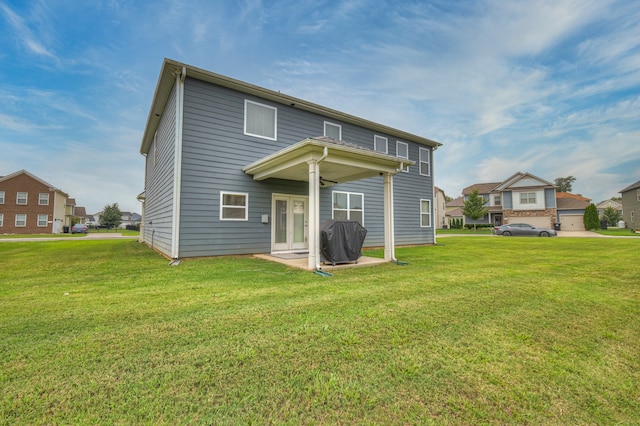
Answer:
[243,136,415,271]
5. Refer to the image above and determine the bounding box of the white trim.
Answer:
[15,213,27,227]
[0,191,4,204]
[37,214,48,227]
[419,147,430,176]
[244,99,277,141]
[16,191,28,205]
[396,141,409,172]
[39,193,49,205]
[171,69,185,259]
[420,199,432,227]
[374,135,388,154]
[0,213,3,227]
[220,191,249,221]
[323,121,342,140]
[332,191,364,225]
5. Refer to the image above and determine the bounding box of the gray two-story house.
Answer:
[139,59,442,270]
[620,179,640,229]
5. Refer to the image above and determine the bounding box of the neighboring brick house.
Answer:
[619,179,640,229]
[0,170,69,234]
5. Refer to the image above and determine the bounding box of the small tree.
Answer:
[100,203,122,230]
[462,189,489,231]
[583,203,600,231]
[554,176,576,193]
[601,206,622,227]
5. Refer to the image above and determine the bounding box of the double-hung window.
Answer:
[244,100,277,140]
[0,191,4,204]
[637,189,640,202]
[37,214,48,227]
[419,147,430,176]
[324,121,341,140]
[420,199,432,227]
[520,192,537,204]
[396,141,409,172]
[332,191,364,225]
[17,192,28,205]
[0,213,3,227]
[15,214,27,227]
[220,192,248,221]
[39,193,49,205]
[374,135,388,154]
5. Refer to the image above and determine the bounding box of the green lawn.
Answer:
[1,238,638,424]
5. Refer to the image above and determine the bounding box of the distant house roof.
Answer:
[462,182,501,195]
[620,179,640,193]
[67,198,76,206]
[556,192,590,210]
[75,206,87,217]
[446,196,465,207]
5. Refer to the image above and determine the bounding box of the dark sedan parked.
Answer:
[71,224,88,234]
[493,223,557,237]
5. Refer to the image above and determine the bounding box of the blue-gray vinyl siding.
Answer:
[142,84,177,256]
[545,188,556,208]
[161,77,434,257]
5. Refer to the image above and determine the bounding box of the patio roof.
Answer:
[242,136,414,184]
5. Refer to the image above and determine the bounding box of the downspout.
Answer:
[432,146,438,245]
[170,67,186,259]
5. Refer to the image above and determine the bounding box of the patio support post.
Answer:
[307,159,321,270]
[383,172,395,261]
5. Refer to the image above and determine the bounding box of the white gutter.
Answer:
[170,66,186,259]
[311,146,329,271]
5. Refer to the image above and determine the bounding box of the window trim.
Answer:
[244,99,277,141]
[419,147,431,176]
[324,121,342,140]
[332,191,364,225]
[396,141,409,173]
[0,191,4,204]
[637,189,640,202]
[15,214,27,227]
[220,191,249,221]
[0,213,3,227]
[39,193,50,205]
[37,214,48,227]
[16,192,28,205]
[374,135,388,154]
[420,199,432,228]
[520,192,537,204]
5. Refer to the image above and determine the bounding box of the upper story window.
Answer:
[17,192,28,205]
[332,191,364,225]
[494,194,501,206]
[244,100,277,141]
[520,192,537,204]
[419,147,431,176]
[374,135,388,154]
[396,141,409,173]
[324,121,341,140]
[637,189,640,202]
[220,191,248,221]
[0,191,4,204]
[39,193,50,205]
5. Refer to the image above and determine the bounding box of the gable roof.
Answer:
[493,171,555,192]
[556,192,591,210]
[620,179,640,193]
[140,58,442,155]
[0,169,69,197]
[462,182,501,195]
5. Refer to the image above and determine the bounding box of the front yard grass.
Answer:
[1,238,638,424]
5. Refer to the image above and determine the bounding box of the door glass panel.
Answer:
[293,200,305,243]
[275,200,287,244]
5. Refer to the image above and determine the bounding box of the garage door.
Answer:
[511,216,552,228]
[560,214,585,231]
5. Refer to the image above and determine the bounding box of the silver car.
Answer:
[493,223,557,237]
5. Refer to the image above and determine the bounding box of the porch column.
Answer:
[307,159,320,270]
[383,172,395,261]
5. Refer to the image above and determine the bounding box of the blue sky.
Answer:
[1,0,639,214]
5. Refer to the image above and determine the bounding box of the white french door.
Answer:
[272,195,309,252]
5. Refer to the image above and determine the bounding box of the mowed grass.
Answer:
[1,238,638,424]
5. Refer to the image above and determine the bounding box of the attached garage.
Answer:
[508,216,552,228]
[560,214,585,231]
